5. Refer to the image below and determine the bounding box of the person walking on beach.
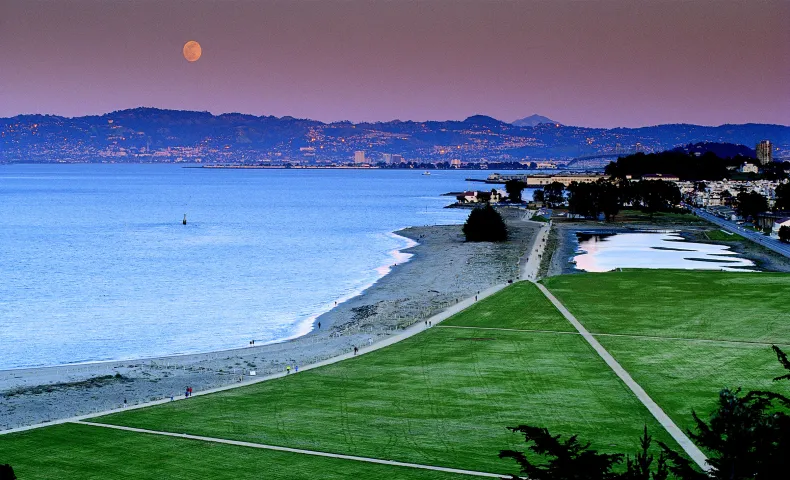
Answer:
[353,346,358,355]
[286,365,291,374]
[188,386,192,397]
[318,322,321,329]
[295,365,298,373]
[185,387,189,398]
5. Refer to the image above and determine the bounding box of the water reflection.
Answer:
[573,232,756,272]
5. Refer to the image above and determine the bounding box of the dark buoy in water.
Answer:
[183,214,187,225]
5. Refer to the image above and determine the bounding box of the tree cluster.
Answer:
[735,192,768,221]
[500,346,790,480]
[605,151,741,181]
[563,179,681,221]
[774,183,790,212]
[462,204,508,242]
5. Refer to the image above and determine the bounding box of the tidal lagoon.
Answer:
[573,231,756,272]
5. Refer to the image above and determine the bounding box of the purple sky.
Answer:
[1,0,788,127]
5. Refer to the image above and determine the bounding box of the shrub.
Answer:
[462,204,508,242]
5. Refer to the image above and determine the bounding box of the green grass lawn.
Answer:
[442,281,574,332]
[596,337,789,434]
[613,210,711,225]
[91,285,678,474]
[703,229,745,242]
[0,423,467,480]
[543,270,790,343]
[544,269,790,444]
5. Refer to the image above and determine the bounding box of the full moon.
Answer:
[183,40,202,62]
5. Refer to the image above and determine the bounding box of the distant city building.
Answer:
[391,154,404,164]
[381,153,392,164]
[756,140,772,165]
[741,163,759,174]
[642,173,680,182]
[450,159,461,168]
[354,151,366,164]
[488,173,605,186]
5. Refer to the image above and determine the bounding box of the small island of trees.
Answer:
[462,204,508,242]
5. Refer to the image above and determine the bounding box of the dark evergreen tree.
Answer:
[0,464,15,480]
[462,204,508,242]
[779,225,790,243]
[499,426,623,480]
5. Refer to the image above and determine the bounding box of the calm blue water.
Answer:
[0,165,524,369]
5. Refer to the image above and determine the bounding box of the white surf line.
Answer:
[75,421,503,478]
[1,283,509,436]
[437,325,790,347]
[534,283,710,471]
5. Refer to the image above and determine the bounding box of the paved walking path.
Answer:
[534,283,710,471]
[1,283,508,437]
[520,221,551,281]
[438,325,790,347]
[75,421,503,478]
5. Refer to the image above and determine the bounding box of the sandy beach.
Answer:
[0,210,539,430]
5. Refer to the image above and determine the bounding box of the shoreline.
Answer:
[0,211,539,430]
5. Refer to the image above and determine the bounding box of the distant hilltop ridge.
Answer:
[511,114,559,127]
[1,107,787,164]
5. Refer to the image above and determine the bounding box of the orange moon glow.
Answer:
[183,40,202,62]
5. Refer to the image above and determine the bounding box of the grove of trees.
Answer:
[560,179,681,221]
[735,191,768,221]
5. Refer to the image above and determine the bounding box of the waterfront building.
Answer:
[382,153,392,164]
[392,154,404,164]
[450,159,461,168]
[757,140,772,165]
[642,173,681,181]
[741,163,759,174]
[354,151,366,164]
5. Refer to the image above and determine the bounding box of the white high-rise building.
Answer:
[382,153,393,164]
[354,151,366,164]
[756,140,772,165]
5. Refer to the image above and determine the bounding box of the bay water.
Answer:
[0,165,519,369]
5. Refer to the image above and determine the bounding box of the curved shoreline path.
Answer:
[0,283,509,437]
[520,220,551,281]
[535,283,710,471]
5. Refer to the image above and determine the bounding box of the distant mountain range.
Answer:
[1,108,787,165]
[511,114,558,127]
